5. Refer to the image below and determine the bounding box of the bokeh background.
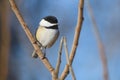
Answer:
[0,0,120,80]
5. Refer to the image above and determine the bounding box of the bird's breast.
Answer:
[36,27,59,48]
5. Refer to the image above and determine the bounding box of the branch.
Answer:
[63,37,76,80]
[8,0,55,74]
[55,37,64,78]
[86,1,108,80]
[60,0,84,79]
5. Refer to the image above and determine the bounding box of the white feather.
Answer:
[36,27,59,47]
[39,19,57,27]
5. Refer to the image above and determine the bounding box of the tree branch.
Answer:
[55,37,64,78]
[63,37,76,80]
[86,1,108,80]
[8,0,55,74]
[60,0,84,79]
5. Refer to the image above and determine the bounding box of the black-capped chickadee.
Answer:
[32,16,59,58]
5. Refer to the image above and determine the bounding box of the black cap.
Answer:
[44,16,58,23]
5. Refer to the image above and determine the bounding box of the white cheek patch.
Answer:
[39,19,57,27]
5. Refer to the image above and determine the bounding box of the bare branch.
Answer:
[60,0,84,79]
[86,1,108,80]
[8,0,55,74]
[69,0,84,65]
[55,37,64,78]
[63,37,76,80]
[60,64,69,80]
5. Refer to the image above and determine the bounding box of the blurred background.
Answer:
[0,0,120,80]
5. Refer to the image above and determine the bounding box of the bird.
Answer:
[32,16,59,58]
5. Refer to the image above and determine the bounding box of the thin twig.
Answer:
[8,0,55,75]
[55,37,64,78]
[86,1,108,80]
[60,0,84,79]
[63,37,76,80]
